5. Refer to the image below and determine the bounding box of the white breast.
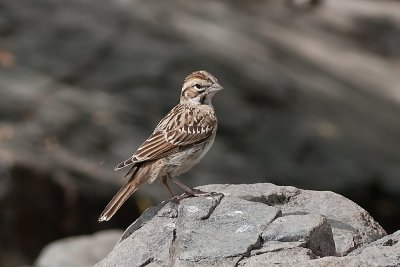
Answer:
[165,131,216,177]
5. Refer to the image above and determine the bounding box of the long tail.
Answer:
[98,167,143,222]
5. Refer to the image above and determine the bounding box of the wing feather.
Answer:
[115,104,216,171]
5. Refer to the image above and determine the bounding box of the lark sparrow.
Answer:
[98,70,223,222]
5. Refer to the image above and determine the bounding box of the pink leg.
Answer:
[169,175,211,197]
[161,176,175,197]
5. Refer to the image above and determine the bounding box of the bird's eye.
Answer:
[194,84,201,89]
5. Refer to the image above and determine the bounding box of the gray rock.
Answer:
[175,195,280,263]
[239,247,316,266]
[96,216,176,267]
[95,184,396,267]
[250,241,307,256]
[34,230,122,267]
[198,183,386,255]
[303,231,400,267]
[349,229,400,255]
[262,214,336,257]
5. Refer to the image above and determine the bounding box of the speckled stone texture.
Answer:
[94,183,397,267]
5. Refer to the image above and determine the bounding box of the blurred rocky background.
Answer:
[1,0,400,266]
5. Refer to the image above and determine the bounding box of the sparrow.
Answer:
[98,70,223,222]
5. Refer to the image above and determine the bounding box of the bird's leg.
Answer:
[169,175,196,195]
[161,175,175,198]
[169,175,210,197]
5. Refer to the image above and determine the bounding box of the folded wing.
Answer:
[115,106,215,171]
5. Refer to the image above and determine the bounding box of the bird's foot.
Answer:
[190,189,212,197]
[170,189,213,202]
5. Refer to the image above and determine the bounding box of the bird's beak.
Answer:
[209,82,224,92]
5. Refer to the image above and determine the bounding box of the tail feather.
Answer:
[99,167,142,222]
[98,182,139,222]
[99,161,163,222]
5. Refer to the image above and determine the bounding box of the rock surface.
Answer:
[95,183,394,266]
[35,230,122,267]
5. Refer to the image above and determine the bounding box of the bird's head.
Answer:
[180,70,223,105]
